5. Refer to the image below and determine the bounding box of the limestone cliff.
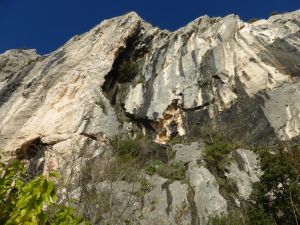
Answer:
[0,10,300,225]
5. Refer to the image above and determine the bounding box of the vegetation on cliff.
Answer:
[0,160,89,225]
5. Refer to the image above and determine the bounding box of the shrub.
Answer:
[247,205,276,225]
[249,146,300,225]
[145,160,164,176]
[111,135,140,157]
[0,160,89,225]
[203,140,235,175]
[205,212,244,225]
[218,177,238,195]
[145,160,186,181]
[118,60,139,83]
[134,177,153,197]
[111,134,164,164]
[103,154,140,182]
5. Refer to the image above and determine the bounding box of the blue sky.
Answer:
[1,0,299,55]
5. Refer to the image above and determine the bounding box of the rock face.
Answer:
[1,9,300,225]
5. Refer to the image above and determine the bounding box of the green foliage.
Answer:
[103,154,140,182]
[247,205,275,225]
[50,206,88,225]
[139,177,152,193]
[206,212,244,225]
[107,134,166,184]
[205,209,274,225]
[118,60,139,83]
[134,177,153,197]
[7,175,56,225]
[111,135,140,158]
[145,160,186,181]
[145,160,164,176]
[207,144,300,225]
[0,160,27,223]
[157,162,186,181]
[0,160,88,225]
[167,136,185,146]
[218,177,238,196]
[249,146,300,225]
[203,139,235,175]
[111,134,164,164]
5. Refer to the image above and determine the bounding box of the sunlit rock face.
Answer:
[123,10,300,144]
[1,10,300,151]
[0,9,300,225]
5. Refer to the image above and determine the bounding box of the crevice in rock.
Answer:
[102,22,143,105]
[15,137,49,179]
[161,181,173,217]
[100,24,164,140]
[79,132,98,141]
[187,185,200,225]
[182,102,210,112]
[0,62,36,108]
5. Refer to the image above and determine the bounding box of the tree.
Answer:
[249,147,300,225]
[0,160,89,225]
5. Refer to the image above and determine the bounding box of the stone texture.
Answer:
[188,166,227,222]
[141,175,190,225]
[0,49,39,85]
[262,82,300,140]
[0,9,300,225]
[173,142,204,164]
[121,10,300,143]
[226,149,262,200]
[0,13,146,155]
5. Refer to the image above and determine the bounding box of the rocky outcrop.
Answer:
[0,9,300,225]
[1,10,300,152]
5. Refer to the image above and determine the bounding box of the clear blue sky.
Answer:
[1,0,299,55]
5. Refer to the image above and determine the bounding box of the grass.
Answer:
[205,212,244,225]
[145,160,186,181]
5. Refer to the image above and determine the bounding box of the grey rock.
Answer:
[0,49,39,83]
[173,142,204,164]
[141,175,190,225]
[0,9,300,225]
[226,149,262,200]
[188,166,227,221]
[262,82,300,140]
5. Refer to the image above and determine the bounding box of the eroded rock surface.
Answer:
[0,9,300,225]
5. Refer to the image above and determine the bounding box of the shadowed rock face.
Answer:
[0,10,300,225]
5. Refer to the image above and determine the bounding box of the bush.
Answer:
[111,135,140,157]
[145,160,164,176]
[249,146,300,225]
[205,212,244,225]
[145,160,186,181]
[247,205,276,225]
[203,140,234,175]
[0,160,89,225]
[103,154,140,182]
[110,134,165,164]
[118,60,139,83]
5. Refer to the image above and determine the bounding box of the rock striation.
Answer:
[1,9,300,225]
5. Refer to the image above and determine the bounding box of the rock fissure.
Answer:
[161,181,173,217]
[187,185,200,225]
